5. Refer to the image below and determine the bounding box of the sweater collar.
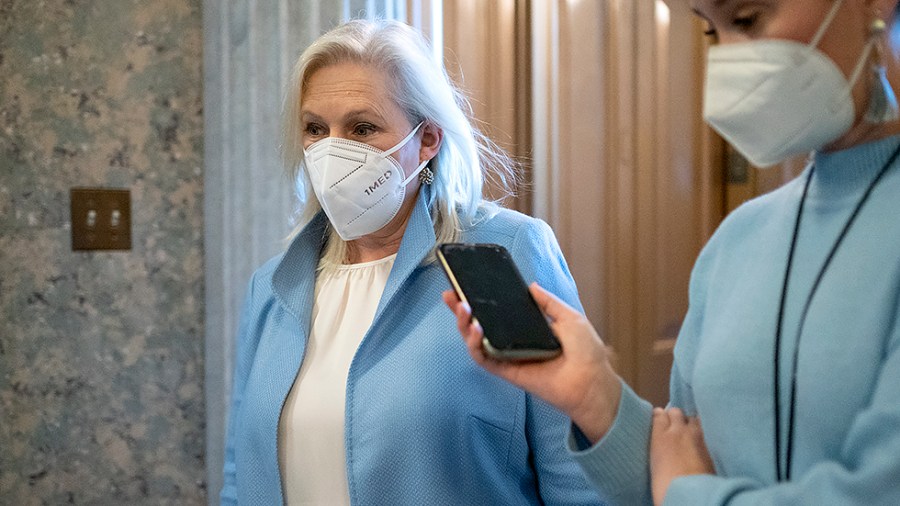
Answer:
[810,135,900,202]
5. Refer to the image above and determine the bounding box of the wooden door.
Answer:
[624,0,725,406]
[441,0,729,408]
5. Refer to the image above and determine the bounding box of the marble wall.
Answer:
[0,0,205,503]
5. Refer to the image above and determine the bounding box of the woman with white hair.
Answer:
[220,19,601,505]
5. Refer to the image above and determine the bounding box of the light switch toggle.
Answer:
[71,188,132,251]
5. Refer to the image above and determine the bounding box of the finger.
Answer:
[652,407,670,431]
[448,301,486,360]
[666,407,687,424]
[464,321,486,357]
[529,283,581,323]
[442,291,465,326]
[449,296,469,321]
[441,289,459,308]
[467,318,484,343]
[454,303,483,346]
[453,301,474,337]
[464,322,508,374]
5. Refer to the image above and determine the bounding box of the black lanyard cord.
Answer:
[773,141,900,482]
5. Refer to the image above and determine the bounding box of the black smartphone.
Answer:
[437,243,562,361]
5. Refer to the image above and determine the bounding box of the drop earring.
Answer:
[418,165,434,185]
[864,14,900,124]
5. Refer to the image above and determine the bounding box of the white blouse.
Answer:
[278,254,396,505]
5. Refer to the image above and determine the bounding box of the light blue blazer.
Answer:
[221,188,602,505]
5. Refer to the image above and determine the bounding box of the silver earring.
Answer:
[418,166,434,185]
[865,16,900,124]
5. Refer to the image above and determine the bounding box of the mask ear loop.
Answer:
[805,0,861,88]
[808,0,844,50]
[808,0,899,123]
[401,159,431,186]
[381,121,430,186]
[382,122,424,158]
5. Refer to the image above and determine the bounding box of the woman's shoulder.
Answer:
[459,204,553,246]
[242,252,287,301]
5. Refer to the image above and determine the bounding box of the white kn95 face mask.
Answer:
[702,0,868,167]
[303,122,428,241]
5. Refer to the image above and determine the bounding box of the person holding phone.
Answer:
[445,0,900,504]
[221,19,602,505]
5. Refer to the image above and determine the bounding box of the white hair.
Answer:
[282,19,518,269]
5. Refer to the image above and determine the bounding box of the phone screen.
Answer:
[438,243,561,359]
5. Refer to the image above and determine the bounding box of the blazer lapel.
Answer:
[373,187,437,323]
[271,213,328,337]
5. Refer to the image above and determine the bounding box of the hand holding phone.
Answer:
[437,243,562,361]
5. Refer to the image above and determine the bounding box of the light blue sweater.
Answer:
[570,135,900,505]
[222,187,603,505]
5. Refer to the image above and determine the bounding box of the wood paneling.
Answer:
[531,0,723,407]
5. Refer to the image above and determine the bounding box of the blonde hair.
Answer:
[282,19,518,270]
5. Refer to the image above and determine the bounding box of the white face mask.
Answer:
[703,0,871,167]
[303,122,428,241]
